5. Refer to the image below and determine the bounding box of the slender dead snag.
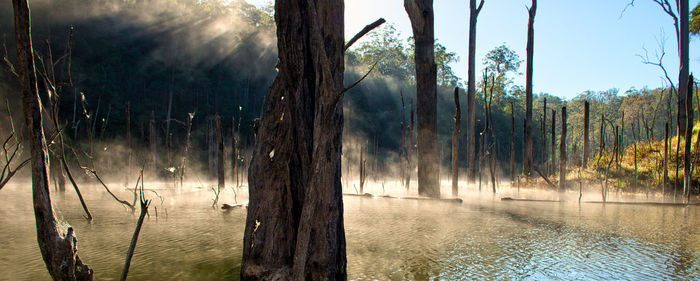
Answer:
[13,0,93,278]
[632,119,639,191]
[149,110,157,175]
[125,101,131,186]
[215,114,225,192]
[359,145,366,194]
[510,101,515,186]
[165,70,174,166]
[451,87,460,196]
[683,74,693,201]
[83,166,135,212]
[120,172,150,281]
[231,116,237,188]
[542,98,547,167]
[583,100,590,167]
[550,109,555,176]
[560,106,567,192]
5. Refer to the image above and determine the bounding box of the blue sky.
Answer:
[248,0,699,100]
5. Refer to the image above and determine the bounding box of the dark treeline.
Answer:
[0,0,689,183]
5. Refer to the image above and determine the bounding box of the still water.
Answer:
[1,180,698,280]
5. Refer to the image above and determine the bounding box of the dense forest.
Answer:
[1,0,693,185]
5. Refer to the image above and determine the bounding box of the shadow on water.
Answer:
[0,180,698,280]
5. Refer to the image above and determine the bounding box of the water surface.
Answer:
[1,181,697,280]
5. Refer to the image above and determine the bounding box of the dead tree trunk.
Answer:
[231,116,238,188]
[510,101,515,186]
[684,74,693,200]
[405,0,439,198]
[524,0,537,179]
[180,112,193,186]
[360,146,366,194]
[550,109,555,176]
[165,74,173,166]
[598,113,605,166]
[13,0,93,278]
[678,0,689,138]
[466,0,484,184]
[632,120,639,190]
[241,1,352,279]
[664,122,669,194]
[149,110,157,175]
[542,98,547,167]
[125,101,131,186]
[583,100,590,167]
[451,87,460,196]
[215,114,224,191]
[560,106,566,192]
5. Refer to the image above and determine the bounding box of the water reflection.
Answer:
[0,182,697,280]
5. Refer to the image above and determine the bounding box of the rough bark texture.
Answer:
[583,100,590,167]
[466,0,484,183]
[405,0,439,198]
[451,87,460,196]
[524,0,536,179]
[241,0,346,279]
[13,0,93,279]
[559,106,566,192]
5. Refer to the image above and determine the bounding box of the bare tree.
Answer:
[524,0,537,179]
[560,106,566,192]
[451,87,460,196]
[583,100,590,167]
[12,0,92,278]
[466,0,484,183]
[405,0,439,197]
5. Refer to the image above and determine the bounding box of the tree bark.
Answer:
[405,0,439,198]
[550,109,555,176]
[451,87,460,196]
[542,97,547,167]
[560,106,566,192]
[466,0,484,184]
[678,0,689,137]
[241,0,346,279]
[13,0,93,278]
[583,100,590,167]
[524,0,537,179]
[510,102,515,186]
[684,74,693,200]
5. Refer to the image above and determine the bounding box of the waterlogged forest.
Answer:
[0,0,699,280]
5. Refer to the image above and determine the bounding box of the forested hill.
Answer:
[0,0,678,175]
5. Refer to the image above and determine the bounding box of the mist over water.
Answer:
[1,178,697,280]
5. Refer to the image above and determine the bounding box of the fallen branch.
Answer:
[533,166,556,189]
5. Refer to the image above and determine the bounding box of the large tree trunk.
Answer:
[559,106,566,192]
[524,0,536,179]
[451,87,460,196]
[466,0,484,184]
[241,0,346,279]
[405,0,439,198]
[583,100,590,167]
[13,0,93,279]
